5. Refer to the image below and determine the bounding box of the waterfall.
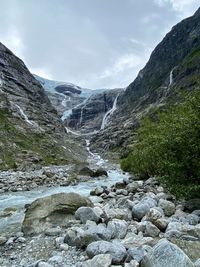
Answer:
[15,104,34,125]
[169,69,173,86]
[101,93,119,130]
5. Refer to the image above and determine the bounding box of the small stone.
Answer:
[158,199,175,216]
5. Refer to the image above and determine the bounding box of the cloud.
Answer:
[154,0,199,18]
[0,0,198,89]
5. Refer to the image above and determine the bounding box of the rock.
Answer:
[79,166,95,177]
[158,199,175,216]
[92,168,108,177]
[141,239,194,267]
[86,241,127,264]
[64,224,111,248]
[195,259,200,267]
[0,236,7,245]
[22,192,93,235]
[48,256,64,265]
[107,219,128,239]
[125,260,139,267]
[127,182,138,193]
[132,197,157,220]
[127,247,146,262]
[185,199,200,212]
[82,254,112,267]
[45,227,61,236]
[89,196,104,203]
[38,262,52,267]
[90,186,104,196]
[185,214,199,225]
[122,234,154,249]
[144,221,160,237]
[75,207,101,224]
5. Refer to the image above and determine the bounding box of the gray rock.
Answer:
[75,207,101,224]
[22,193,92,235]
[132,197,157,220]
[48,256,64,265]
[141,239,194,267]
[158,199,175,216]
[125,261,139,267]
[195,259,200,267]
[127,247,146,262]
[82,254,112,267]
[38,262,52,267]
[127,182,138,193]
[144,221,160,237]
[107,219,128,239]
[122,233,154,249]
[0,236,7,245]
[86,241,127,264]
[92,168,108,177]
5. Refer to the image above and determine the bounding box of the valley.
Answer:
[0,5,200,267]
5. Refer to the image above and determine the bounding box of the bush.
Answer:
[121,91,200,199]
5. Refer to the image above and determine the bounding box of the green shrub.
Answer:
[121,91,200,199]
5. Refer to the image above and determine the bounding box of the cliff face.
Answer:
[66,89,121,133]
[0,42,86,170]
[91,8,200,154]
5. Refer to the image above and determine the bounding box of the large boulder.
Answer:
[92,168,108,177]
[86,241,127,264]
[22,193,93,235]
[141,239,194,267]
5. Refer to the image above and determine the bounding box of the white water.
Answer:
[169,69,173,86]
[0,166,128,234]
[101,94,119,130]
[15,104,34,126]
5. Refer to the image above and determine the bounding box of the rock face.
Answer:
[91,8,200,153]
[0,42,87,170]
[22,193,93,235]
[141,239,194,267]
[66,89,122,133]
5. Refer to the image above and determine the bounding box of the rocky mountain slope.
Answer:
[0,42,87,170]
[34,75,107,120]
[91,7,200,155]
[66,88,122,133]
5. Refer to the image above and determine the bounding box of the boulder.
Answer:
[78,166,95,177]
[132,197,157,220]
[82,254,112,267]
[75,207,101,224]
[64,224,112,248]
[86,241,127,264]
[158,199,175,216]
[107,219,128,239]
[141,239,194,267]
[195,259,200,267]
[92,168,108,177]
[127,247,146,262]
[22,193,93,235]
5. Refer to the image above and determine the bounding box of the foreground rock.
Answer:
[22,193,93,235]
[81,254,112,267]
[86,240,127,264]
[141,239,195,267]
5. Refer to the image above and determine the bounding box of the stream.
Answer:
[0,139,129,235]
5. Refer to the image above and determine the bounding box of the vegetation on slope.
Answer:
[0,109,85,170]
[121,91,200,199]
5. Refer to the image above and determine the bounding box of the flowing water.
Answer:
[0,140,129,235]
[101,93,119,130]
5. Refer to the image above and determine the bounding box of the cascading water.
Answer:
[169,69,173,86]
[15,104,34,126]
[101,93,119,130]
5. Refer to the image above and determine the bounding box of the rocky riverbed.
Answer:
[0,173,200,267]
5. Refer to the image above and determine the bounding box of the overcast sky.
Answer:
[0,0,199,89]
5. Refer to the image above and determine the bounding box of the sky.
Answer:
[0,0,199,89]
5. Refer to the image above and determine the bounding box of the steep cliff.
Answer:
[91,8,200,155]
[0,42,86,170]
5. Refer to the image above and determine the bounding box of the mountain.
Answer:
[0,42,87,170]
[66,88,122,133]
[34,75,109,121]
[91,7,200,155]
